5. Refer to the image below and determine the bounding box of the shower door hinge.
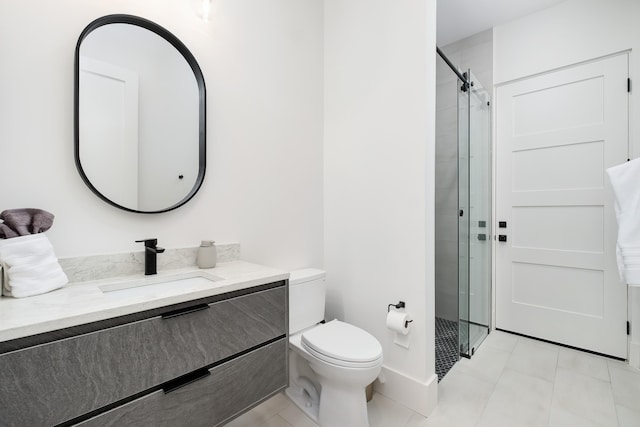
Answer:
[628,78,632,93]
[627,321,631,336]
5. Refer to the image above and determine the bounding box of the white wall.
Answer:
[493,0,640,367]
[324,0,438,416]
[0,0,324,271]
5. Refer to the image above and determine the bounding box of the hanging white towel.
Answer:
[606,158,640,286]
[0,233,68,298]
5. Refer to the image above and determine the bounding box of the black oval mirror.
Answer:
[74,14,206,213]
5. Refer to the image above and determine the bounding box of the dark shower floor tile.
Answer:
[435,317,458,382]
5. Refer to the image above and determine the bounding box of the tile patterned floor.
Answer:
[435,317,458,382]
[230,331,640,427]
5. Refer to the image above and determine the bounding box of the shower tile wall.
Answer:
[435,56,459,323]
[435,29,493,324]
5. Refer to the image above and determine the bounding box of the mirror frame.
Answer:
[74,14,206,214]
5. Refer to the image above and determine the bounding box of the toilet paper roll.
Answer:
[386,310,412,335]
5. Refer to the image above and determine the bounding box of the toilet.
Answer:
[286,269,383,427]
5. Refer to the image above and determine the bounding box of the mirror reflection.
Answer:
[75,15,206,213]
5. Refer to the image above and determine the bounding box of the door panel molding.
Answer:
[495,53,629,358]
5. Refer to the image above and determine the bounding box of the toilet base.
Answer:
[285,379,320,423]
[318,381,370,427]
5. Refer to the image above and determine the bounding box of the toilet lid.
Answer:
[301,320,382,367]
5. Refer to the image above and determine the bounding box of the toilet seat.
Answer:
[301,320,383,368]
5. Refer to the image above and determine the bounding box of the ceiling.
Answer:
[437,0,568,46]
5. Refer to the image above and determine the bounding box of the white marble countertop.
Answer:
[0,261,289,343]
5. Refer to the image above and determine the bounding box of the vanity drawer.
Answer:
[0,286,286,427]
[76,338,287,427]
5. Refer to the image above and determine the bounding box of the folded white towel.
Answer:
[626,269,640,286]
[607,158,640,286]
[0,233,68,298]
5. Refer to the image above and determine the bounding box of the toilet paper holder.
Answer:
[387,301,413,328]
[387,300,405,312]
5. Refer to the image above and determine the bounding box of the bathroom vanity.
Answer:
[0,262,289,427]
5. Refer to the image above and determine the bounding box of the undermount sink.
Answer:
[98,271,223,295]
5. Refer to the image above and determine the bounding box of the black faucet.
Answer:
[136,238,165,275]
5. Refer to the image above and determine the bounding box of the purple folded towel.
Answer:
[0,223,19,239]
[0,209,55,238]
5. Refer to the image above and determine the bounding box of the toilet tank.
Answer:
[289,268,326,334]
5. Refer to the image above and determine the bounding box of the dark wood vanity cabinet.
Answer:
[0,281,288,427]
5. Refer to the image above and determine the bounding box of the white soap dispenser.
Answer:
[196,240,217,269]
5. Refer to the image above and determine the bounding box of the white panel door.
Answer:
[495,54,629,358]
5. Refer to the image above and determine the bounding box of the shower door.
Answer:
[458,70,491,357]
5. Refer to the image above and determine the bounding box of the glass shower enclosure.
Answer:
[435,48,492,380]
[457,70,492,357]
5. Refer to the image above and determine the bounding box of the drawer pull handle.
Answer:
[162,368,211,394]
[161,303,210,319]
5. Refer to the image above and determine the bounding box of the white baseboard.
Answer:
[373,365,438,417]
[629,340,640,369]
